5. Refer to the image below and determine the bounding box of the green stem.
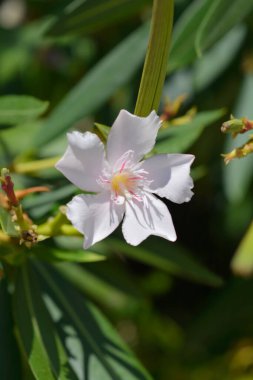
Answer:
[37,224,80,237]
[14,205,31,231]
[13,156,60,174]
[135,0,174,116]
[37,210,81,237]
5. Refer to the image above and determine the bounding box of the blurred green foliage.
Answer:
[0,0,253,379]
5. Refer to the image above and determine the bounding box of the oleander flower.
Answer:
[56,110,194,248]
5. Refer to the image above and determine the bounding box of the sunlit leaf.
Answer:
[13,264,77,380]
[35,262,153,380]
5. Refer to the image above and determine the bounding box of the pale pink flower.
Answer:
[56,110,194,248]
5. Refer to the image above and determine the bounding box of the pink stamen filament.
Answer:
[119,160,127,173]
[98,152,149,203]
[99,177,110,183]
[129,190,142,201]
[128,176,144,180]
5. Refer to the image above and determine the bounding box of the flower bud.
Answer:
[0,168,19,207]
[222,136,253,164]
[160,94,187,121]
[221,115,253,137]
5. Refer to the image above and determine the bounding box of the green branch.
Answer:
[135,0,174,116]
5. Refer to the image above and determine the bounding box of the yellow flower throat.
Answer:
[111,172,133,195]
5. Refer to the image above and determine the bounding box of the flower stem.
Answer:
[134,0,174,116]
[37,209,81,237]
[13,156,60,174]
[0,169,37,247]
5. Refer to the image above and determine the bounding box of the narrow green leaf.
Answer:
[34,23,149,146]
[0,96,49,126]
[168,0,213,71]
[35,262,153,380]
[13,264,77,380]
[156,109,224,153]
[52,261,140,312]
[107,238,223,287]
[13,266,56,380]
[231,221,253,276]
[0,280,21,379]
[195,0,253,56]
[23,185,75,209]
[135,0,174,116]
[33,246,106,263]
[167,25,246,96]
[169,0,252,71]
[22,184,76,219]
[48,0,151,36]
[193,25,246,91]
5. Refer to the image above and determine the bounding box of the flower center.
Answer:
[111,172,139,197]
[97,150,152,203]
[111,173,129,194]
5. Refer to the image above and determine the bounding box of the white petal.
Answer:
[142,154,195,203]
[66,192,125,249]
[122,192,176,246]
[56,131,105,192]
[107,110,160,165]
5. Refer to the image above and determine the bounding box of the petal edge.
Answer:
[107,110,161,164]
[122,193,176,246]
[66,192,125,248]
[56,131,105,192]
[142,154,195,204]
